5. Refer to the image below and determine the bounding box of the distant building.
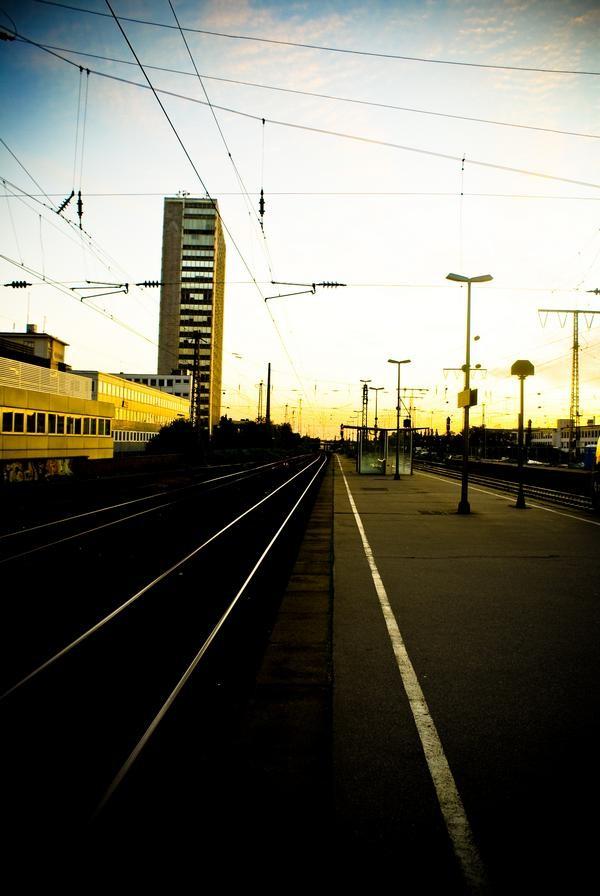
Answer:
[0,327,193,479]
[529,418,600,457]
[158,195,225,432]
[116,372,192,400]
[0,323,70,371]
[73,371,190,452]
[0,355,113,480]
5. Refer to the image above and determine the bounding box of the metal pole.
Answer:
[265,362,271,425]
[516,375,526,508]
[458,281,472,514]
[394,364,401,480]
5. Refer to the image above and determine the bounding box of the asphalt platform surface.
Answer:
[236,453,599,892]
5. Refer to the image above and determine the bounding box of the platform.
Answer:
[237,454,599,891]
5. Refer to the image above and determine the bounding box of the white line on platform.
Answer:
[416,470,600,527]
[336,457,487,893]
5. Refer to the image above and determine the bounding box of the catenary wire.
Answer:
[32,1,600,76]
[10,34,599,192]
[13,37,598,140]
[166,0,274,278]
[0,253,158,346]
[3,191,599,200]
[103,1,315,415]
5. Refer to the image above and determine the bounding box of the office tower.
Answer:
[158,195,225,432]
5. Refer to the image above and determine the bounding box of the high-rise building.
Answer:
[158,195,225,432]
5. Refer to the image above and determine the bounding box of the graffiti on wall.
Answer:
[2,458,74,483]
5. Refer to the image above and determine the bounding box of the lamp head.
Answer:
[511,360,535,378]
[446,273,493,283]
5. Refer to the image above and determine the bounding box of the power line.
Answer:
[101,1,267,310]
[0,138,57,210]
[13,37,598,140]
[102,1,315,415]
[33,1,600,76]
[0,252,157,345]
[166,1,271,264]
[3,190,599,200]
[0,172,159,316]
[10,35,600,192]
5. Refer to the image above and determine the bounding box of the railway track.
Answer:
[0,452,328,839]
[414,461,594,511]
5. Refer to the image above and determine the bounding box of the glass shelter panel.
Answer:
[386,429,413,475]
[357,428,388,474]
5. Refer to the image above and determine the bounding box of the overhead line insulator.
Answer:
[4,281,31,288]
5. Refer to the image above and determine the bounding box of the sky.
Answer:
[1,0,599,438]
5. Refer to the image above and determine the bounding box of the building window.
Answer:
[2,411,13,432]
[74,417,82,435]
[56,415,65,434]
[26,412,36,433]
[36,412,45,433]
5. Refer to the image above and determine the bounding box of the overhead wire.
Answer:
[13,37,598,141]
[0,252,158,346]
[3,190,599,200]
[4,12,597,403]
[166,0,274,279]
[103,0,315,416]
[32,1,600,76]
[3,179,23,263]
[10,34,600,191]
[165,3,294,406]
[0,137,58,210]
[0,171,157,319]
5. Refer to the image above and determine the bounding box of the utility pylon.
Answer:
[400,387,429,422]
[256,380,264,422]
[539,307,600,460]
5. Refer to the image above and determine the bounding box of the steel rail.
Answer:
[0,455,309,541]
[414,461,593,511]
[0,455,322,701]
[93,454,328,817]
[0,457,313,564]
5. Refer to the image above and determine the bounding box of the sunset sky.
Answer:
[1,0,598,437]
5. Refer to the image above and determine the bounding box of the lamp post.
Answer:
[388,358,411,480]
[369,386,384,436]
[446,272,493,514]
[511,360,535,508]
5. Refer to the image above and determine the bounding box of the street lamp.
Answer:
[511,360,535,508]
[446,272,493,514]
[388,359,411,480]
[369,386,384,435]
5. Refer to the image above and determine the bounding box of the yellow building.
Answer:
[73,370,190,452]
[0,357,114,481]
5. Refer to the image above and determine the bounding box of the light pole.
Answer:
[388,358,411,480]
[511,360,535,508]
[369,386,384,436]
[446,272,493,514]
